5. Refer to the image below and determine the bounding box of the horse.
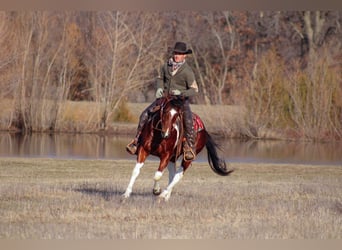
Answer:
[122,95,233,201]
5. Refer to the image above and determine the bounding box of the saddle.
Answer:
[192,113,205,132]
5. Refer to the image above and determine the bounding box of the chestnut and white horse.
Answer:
[123,95,233,201]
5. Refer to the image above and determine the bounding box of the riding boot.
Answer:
[126,134,140,155]
[183,129,196,161]
[126,100,159,155]
[126,108,150,155]
[183,101,196,161]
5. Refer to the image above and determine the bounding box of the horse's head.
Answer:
[159,95,183,139]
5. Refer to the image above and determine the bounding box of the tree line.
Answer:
[0,11,341,140]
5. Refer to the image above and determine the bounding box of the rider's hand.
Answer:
[171,89,181,95]
[155,88,164,98]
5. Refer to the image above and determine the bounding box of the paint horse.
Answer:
[122,95,233,201]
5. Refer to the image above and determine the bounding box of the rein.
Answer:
[152,96,182,133]
[153,120,162,132]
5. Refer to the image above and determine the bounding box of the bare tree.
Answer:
[0,10,341,139]
[182,11,237,104]
[7,12,71,132]
[86,11,166,129]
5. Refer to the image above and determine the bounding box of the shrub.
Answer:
[245,48,341,141]
[245,48,293,137]
[286,51,342,140]
[112,101,137,123]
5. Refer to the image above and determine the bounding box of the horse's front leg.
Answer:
[152,170,162,195]
[153,161,176,195]
[122,150,147,199]
[122,162,144,198]
[152,156,173,195]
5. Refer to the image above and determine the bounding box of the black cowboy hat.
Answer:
[173,42,192,54]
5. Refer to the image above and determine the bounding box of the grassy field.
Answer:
[0,157,341,239]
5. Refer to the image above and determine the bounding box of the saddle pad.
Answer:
[193,113,204,132]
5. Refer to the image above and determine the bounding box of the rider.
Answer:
[126,41,199,161]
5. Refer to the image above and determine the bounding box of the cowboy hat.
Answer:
[173,42,192,54]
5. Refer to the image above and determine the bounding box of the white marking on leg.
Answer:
[160,166,184,201]
[154,171,163,181]
[123,162,144,198]
[153,171,163,194]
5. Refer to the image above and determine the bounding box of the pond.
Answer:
[0,132,341,166]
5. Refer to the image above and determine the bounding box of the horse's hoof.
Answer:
[120,196,127,203]
[153,188,161,196]
[157,196,170,203]
[121,192,130,203]
[158,191,171,202]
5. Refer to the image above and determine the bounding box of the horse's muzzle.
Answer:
[161,130,170,138]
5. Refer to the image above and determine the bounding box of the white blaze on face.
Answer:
[170,108,177,118]
[164,108,178,138]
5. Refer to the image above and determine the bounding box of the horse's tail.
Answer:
[205,131,234,176]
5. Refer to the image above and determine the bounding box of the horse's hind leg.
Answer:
[159,166,183,201]
[167,161,176,184]
[159,161,191,201]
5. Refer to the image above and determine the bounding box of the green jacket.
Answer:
[156,61,199,97]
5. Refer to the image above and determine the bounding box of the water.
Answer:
[0,132,341,166]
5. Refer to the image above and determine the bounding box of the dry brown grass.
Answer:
[0,99,244,136]
[0,158,341,239]
[128,102,246,137]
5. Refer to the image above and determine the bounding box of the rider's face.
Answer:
[173,53,186,63]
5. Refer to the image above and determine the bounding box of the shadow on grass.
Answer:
[73,186,155,201]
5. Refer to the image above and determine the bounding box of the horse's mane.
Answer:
[164,95,184,108]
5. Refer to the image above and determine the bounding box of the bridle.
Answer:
[153,96,181,134]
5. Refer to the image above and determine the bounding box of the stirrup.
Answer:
[126,140,137,155]
[183,148,196,161]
